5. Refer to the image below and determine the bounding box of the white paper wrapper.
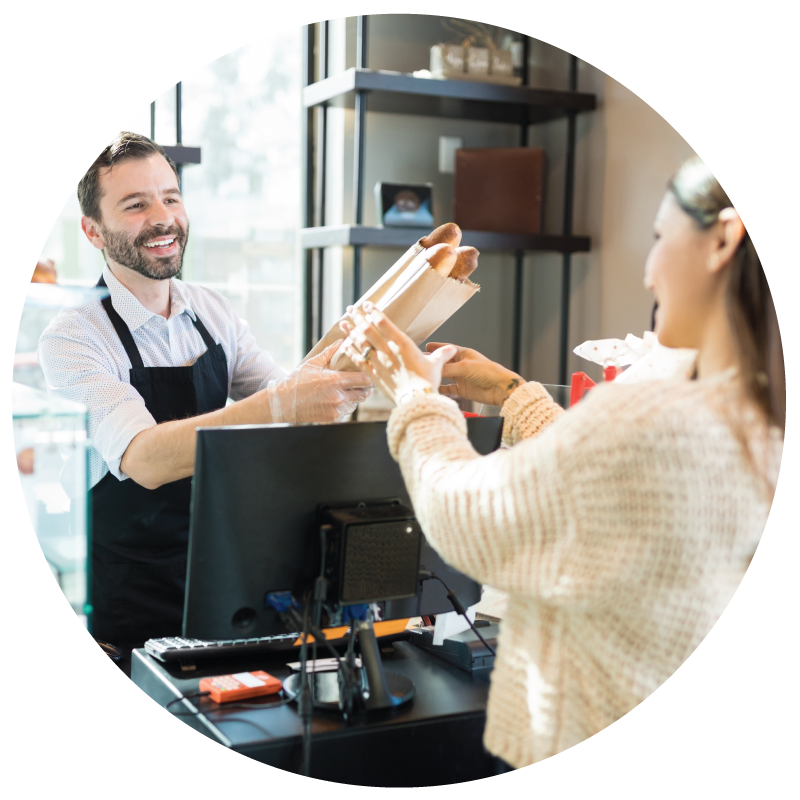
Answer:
[302,241,425,364]
[303,238,479,371]
[574,332,697,383]
[474,585,508,620]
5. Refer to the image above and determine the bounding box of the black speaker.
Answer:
[321,504,421,605]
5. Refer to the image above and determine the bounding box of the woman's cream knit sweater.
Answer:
[386,374,782,768]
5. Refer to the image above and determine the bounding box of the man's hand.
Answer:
[120,344,372,490]
[267,343,372,423]
[32,258,57,284]
[426,342,525,408]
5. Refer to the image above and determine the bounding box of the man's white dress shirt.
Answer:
[38,264,286,491]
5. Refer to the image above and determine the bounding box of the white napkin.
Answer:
[432,604,478,646]
[474,585,508,620]
[574,332,696,384]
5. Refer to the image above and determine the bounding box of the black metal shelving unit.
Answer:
[301,17,596,384]
[149,85,202,186]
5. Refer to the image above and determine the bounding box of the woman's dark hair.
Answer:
[668,157,785,433]
[77,132,179,222]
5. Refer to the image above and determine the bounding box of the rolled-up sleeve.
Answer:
[38,311,157,484]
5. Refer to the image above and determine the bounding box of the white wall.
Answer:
[598,76,696,342]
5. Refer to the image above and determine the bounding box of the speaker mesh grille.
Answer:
[340,520,420,604]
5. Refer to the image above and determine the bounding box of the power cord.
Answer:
[338,624,363,720]
[419,571,497,657]
[166,690,294,739]
[166,690,295,714]
[298,593,313,779]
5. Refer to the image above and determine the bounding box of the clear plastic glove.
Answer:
[267,343,373,423]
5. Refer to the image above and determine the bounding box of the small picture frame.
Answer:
[375,182,435,228]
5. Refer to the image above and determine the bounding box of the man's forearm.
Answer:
[120,390,271,490]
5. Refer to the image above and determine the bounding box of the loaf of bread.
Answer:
[302,222,475,368]
[420,222,462,249]
[426,243,458,277]
[450,246,479,282]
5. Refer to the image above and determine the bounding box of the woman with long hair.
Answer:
[339,157,784,769]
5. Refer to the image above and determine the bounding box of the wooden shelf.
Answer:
[303,68,596,125]
[300,225,590,254]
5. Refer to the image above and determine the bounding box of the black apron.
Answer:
[91,276,228,647]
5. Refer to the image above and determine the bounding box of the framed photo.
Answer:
[375,182,435,228]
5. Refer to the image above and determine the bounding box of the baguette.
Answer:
[420,222,462,249]
[426,243,458,277]
[450,246,479,282]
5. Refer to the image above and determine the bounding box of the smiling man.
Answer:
[38,132,371,653]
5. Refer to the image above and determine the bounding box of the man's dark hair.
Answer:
[77,132,179,222]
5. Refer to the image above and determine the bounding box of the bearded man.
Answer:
[38,132,370,654]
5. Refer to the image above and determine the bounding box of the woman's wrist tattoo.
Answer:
[506,378,520,394]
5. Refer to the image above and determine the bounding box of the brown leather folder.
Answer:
[454,147,545,234]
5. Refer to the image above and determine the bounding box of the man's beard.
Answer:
[101,223,189,280]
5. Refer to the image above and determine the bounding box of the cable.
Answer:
[166,690,294,741]
[170,711,278,739]
[166,691,210,711]
[167,690,294,714]
[298,593,313,779]
[420,572,497,657]
[201,716,276,738]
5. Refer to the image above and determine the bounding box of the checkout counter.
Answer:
[131,633,497,786]
[14,406,503,783]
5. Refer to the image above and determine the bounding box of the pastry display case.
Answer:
[12,282,106,633]
[13,383,90,629]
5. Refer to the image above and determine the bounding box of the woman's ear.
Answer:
[708,208,745,273]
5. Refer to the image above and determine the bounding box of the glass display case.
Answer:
[13,283,108,634]
[540,384,571,409]
[12,377,90,631]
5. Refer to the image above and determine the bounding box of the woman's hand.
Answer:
[426,342,525,407]
[340,302,457,405]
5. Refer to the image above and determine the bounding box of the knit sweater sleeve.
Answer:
[500,381,565,445]
[387,393,569,599]
[386,382,692,605]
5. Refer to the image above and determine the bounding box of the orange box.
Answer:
[199,670,282,704]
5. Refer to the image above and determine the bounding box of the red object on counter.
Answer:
[570,372,597,407]
[603,364,619,382]
[199,670,282,704]
[462,411,482,418]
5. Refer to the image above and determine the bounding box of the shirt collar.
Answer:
[169,277,196,322]
[102,264,196,331]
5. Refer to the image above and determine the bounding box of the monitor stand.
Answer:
[283,618,415,713]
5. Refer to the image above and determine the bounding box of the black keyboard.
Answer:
[144,634,301,663]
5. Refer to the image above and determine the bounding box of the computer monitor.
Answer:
[183,417,502,640]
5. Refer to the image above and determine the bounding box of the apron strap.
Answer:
[97,275,144,369]
[96,274,220,367]
[189,313,218,351]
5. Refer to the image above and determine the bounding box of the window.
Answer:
[31,28,303,374]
